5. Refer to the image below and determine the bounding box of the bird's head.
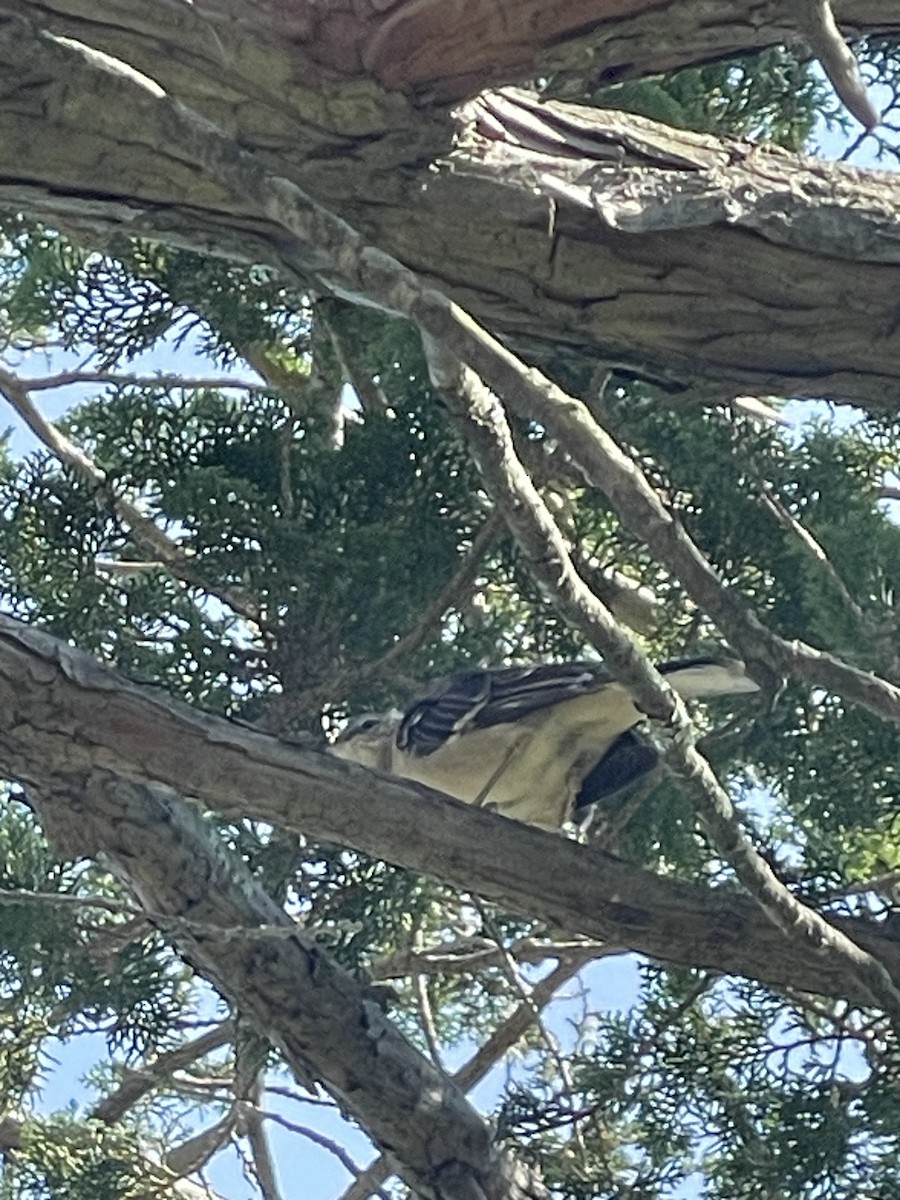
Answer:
[330,711,402,771]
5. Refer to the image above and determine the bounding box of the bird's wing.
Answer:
[397,656,753,759]
[573,730,660,810]
[397,660,616,758]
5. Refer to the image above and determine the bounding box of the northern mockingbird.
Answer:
[331,657,758,828]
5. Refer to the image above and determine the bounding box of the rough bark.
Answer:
[2,614,899,1009]
[27,772,543,1200]
[0,8,899,410]
[7,0,899,102]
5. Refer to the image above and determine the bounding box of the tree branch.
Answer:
[260,1110,391,1200]
[1,613,900,1006]
[164,1114,236,1178]
[28,771,546,1200]
[4,18,900,414]
[234,1046,283,1200]
[792,0,880,129]
[18,370,265,394]
[423,337,900,1026]
[752,472,900,678]
[91,1022,235,1125]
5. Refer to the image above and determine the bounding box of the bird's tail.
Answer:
[658,657,758,699]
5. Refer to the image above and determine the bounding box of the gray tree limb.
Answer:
[29,771,545,1200]
[1,14,900,409]
[1,614,899,1008]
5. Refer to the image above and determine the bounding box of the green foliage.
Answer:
[498,968,900,1199]
[0,796,190,1080]
[0,42,899,1199]
[0,219,309,367]
[0,1116,173,1200]
[582,48,832,148]
[0,379,490,715]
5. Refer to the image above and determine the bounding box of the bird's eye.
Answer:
[341,715,382,737]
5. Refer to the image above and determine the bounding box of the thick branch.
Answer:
[7,0,900,104]
[2,20,900,409]
[30,772,544,1200]
[1,614,899,1006]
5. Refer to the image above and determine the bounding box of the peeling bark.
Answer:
[8,0,899,101]
[1,614,899,1009]
[0,10,898,409]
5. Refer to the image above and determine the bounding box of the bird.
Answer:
[330,656,758,829]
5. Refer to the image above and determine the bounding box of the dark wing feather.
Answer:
[574,730,660,809]
[397,660,612,757]
[397,656,728,759]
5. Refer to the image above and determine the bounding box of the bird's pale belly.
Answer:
[392,689,641,827]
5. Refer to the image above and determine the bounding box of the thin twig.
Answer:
[472,899,584,1151]
[372,936,608,980]
[260,1110,392,1200]
[92,1022,235,1124]
[263,1084,336,1109]
[754,473,900,677]
[454,952,600,1091]
[0,367,264,628]
[19,370,266,393]
[0,885,138,916]
[414,973,445,1071]
[243,1113,283,1200]
[233,1044,283,1200]
[318,301,389,415]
